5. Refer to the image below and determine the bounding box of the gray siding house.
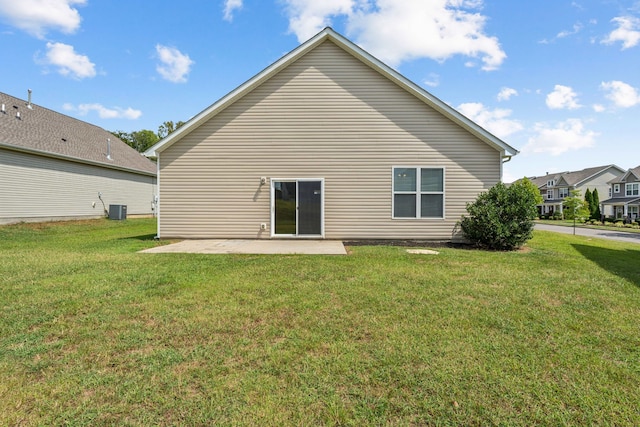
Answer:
[0,91,157,225]
[602,166,640,220]
[527,165,625,217]
[145,28,518,240]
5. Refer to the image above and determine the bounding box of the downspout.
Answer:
[155,153,161,240]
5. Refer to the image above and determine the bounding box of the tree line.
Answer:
[111,120,186,153]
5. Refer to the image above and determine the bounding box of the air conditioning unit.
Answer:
[108,204,127,220]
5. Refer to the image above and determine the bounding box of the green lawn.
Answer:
[1,219,639,426]
[537,219,640,233]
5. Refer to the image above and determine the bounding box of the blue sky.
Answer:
[1,0,639,182]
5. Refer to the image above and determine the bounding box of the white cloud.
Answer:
[65,103,142,120]
[592,104,605,113]
[457,102,523,139]
[523,119,597,156]
[546,84,581,110]
[44,42,95,79]
[283,0,353,42]
[281,0,506,70]
[155,44,194,83]
[602,16,640,49]
[557,23,583,39]
[223,0,243,21]
[423,73,440,87]
[497,87,518,101]
[601,80,640,108]
[0,0,85,38]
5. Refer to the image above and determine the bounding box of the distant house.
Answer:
[526,165,625,217]
[601,166,640,220]
[145,27,518,240]
[0,91,157,225]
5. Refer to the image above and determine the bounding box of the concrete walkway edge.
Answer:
[140,239,348,255]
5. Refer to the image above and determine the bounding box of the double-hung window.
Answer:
[558,187,569,198]
[626,183,639,196]
[393,167,444,218]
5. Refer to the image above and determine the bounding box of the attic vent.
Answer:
[1,104,5,113]
[61,138,67,142]
[16,111,21,120]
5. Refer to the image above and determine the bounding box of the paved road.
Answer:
[535,223,640,244]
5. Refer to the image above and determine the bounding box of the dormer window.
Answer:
[547,180,555,187]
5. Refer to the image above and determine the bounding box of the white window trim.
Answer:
[392,166,445,220]
[625,183,639,197]
[614,184,620,193]
[547,189,554,199]
[558,187,569,198]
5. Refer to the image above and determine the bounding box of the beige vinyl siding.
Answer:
[0,148,156,224]
[576,169,625,203]
[158,40,500,239]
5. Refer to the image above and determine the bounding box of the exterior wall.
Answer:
[0,148,156,224]
[158,41,501,240]
[576,169,623,202]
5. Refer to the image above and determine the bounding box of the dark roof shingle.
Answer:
[0,92,155,175]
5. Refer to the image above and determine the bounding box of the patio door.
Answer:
[272,179,323,237]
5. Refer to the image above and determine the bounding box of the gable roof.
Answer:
[609,165,640,184]
[525,165,625,188]
[145,27,518,159]
[0,91,156,176]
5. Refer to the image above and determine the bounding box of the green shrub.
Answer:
[460,179,539,251]
[551,212,563,220]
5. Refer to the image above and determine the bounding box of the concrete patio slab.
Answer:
[140,239,347,255]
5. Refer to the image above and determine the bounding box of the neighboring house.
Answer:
[144,27,518,240]
[0,91,157,225]
[601,166,640,220]
[525,165,625,217]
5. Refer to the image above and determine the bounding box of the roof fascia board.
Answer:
[575,165,626,187]
[145,29,332,158]
[324,30,518,157]
[144,27,519,158]
[0,142,156,177]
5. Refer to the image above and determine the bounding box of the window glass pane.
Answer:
[421,194,443,218]
[421,168,443,192]
[394,194,416,217]
[394,168,416,192]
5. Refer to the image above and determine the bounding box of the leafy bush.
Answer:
[460,179,540,250]
[551,211,563,220]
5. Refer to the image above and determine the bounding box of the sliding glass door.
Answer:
[272,179,323,237]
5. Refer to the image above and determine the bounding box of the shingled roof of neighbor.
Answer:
[0,91,155,176]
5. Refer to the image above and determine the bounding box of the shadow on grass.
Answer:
[121,233,158,241]
[572,244,640,288]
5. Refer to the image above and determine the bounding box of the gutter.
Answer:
[0,142,156,177]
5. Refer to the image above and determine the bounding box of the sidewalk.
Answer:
[535,223,640,244]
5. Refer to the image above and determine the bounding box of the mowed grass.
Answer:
[1,219,639,426]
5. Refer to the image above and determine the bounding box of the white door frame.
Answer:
[270,178,325,238]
